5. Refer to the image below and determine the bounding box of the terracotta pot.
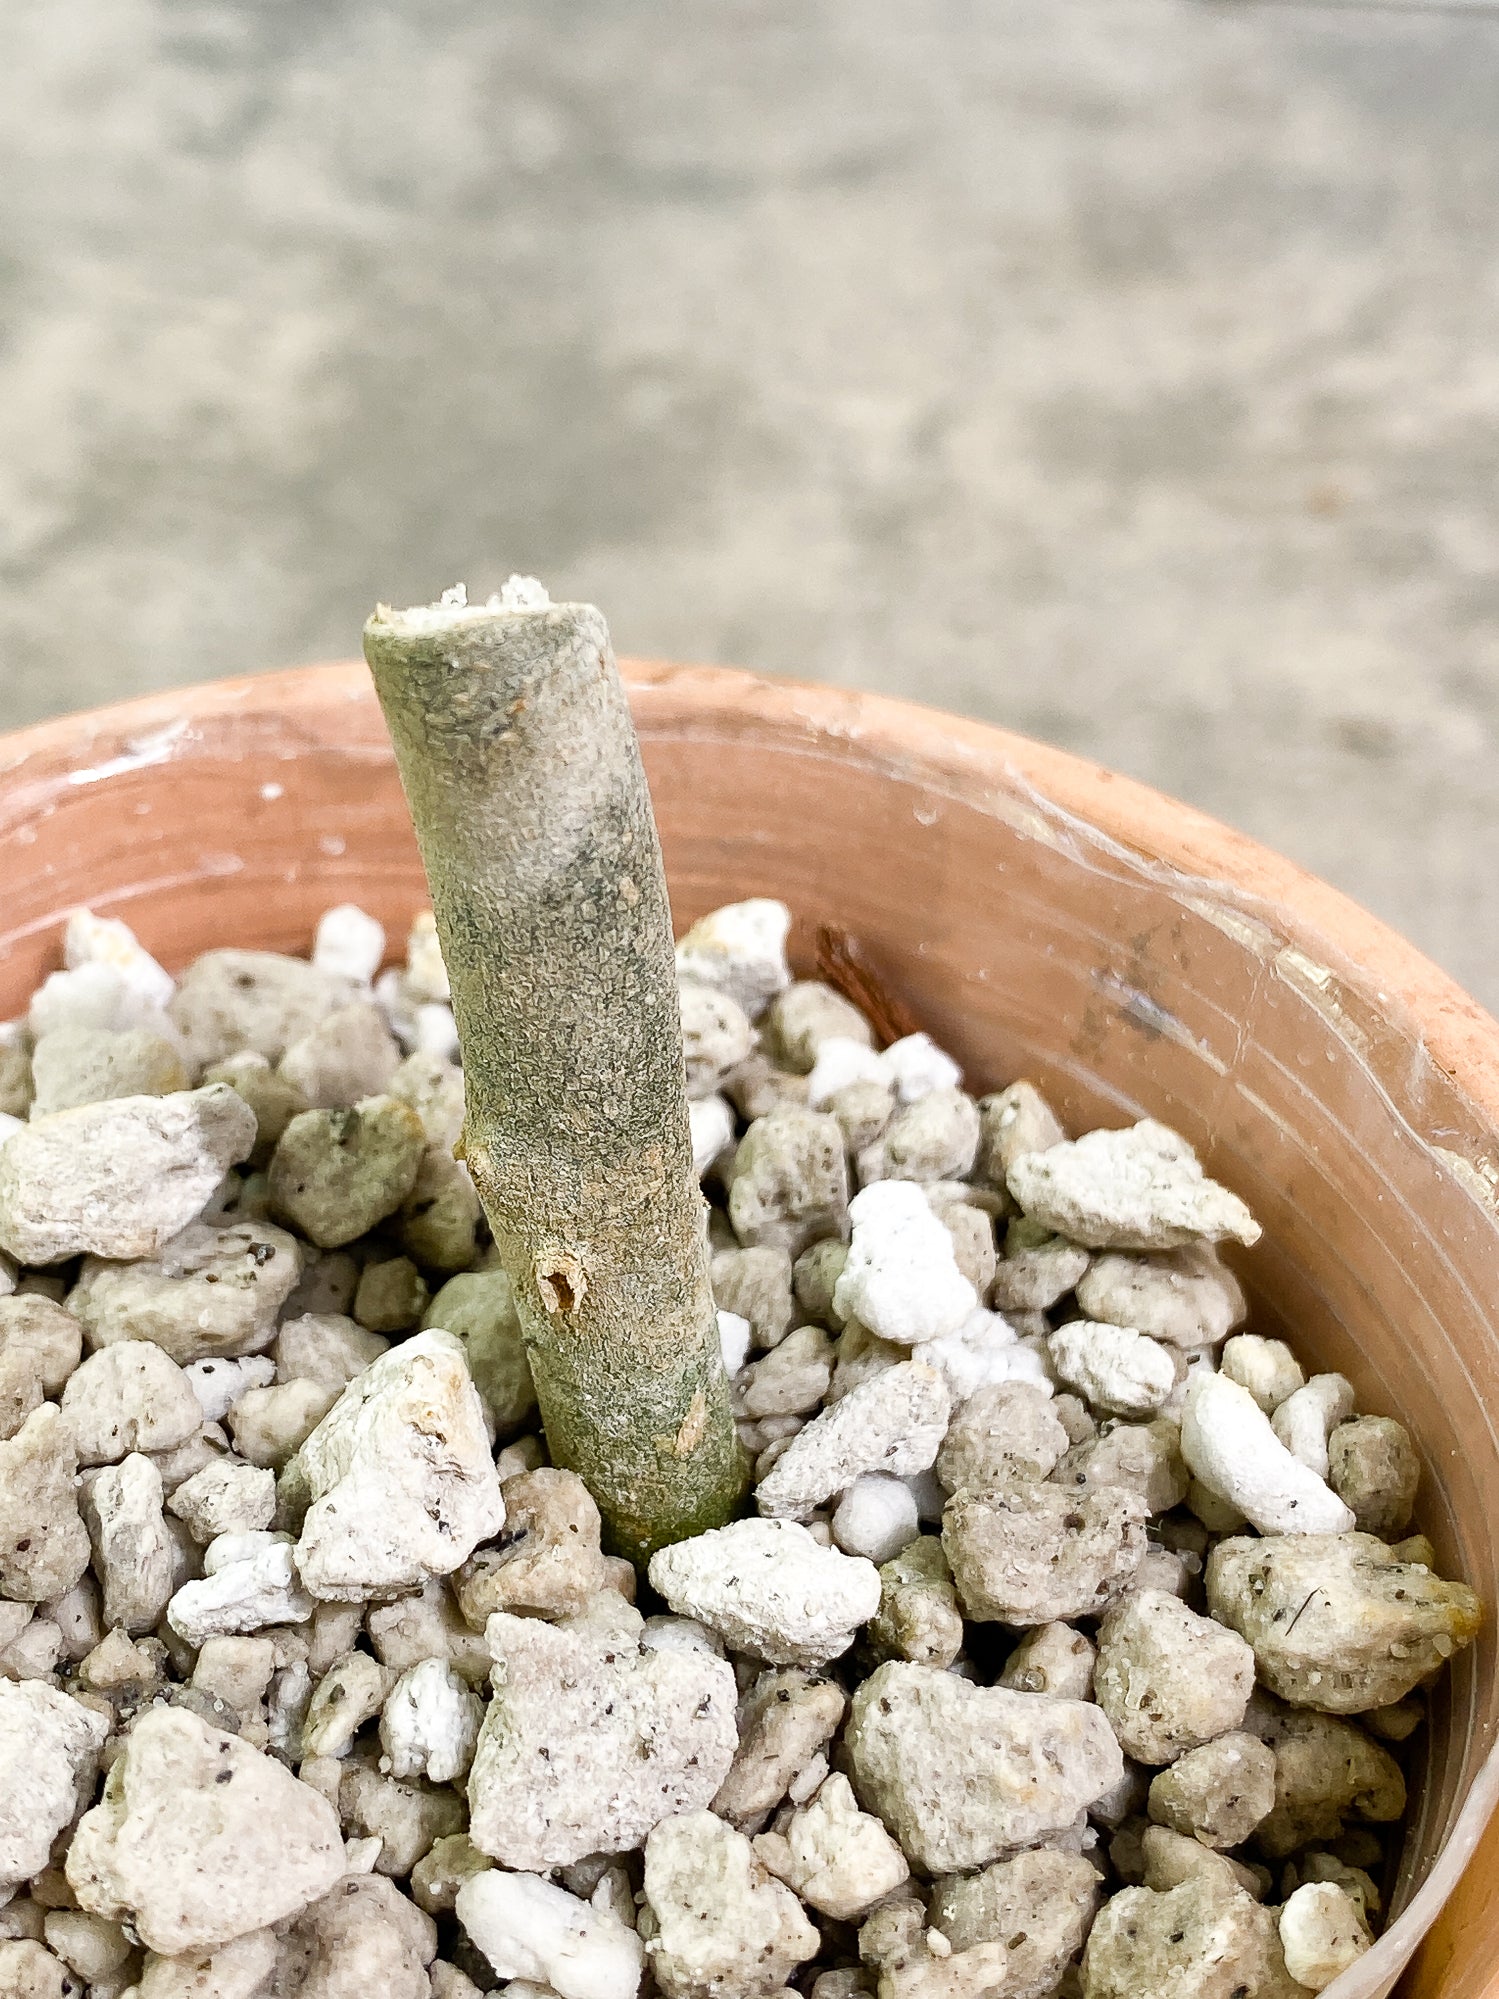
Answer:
[2,661,1497,1996]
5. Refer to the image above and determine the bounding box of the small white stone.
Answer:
[0,1680,110,1892]
[202,1528,292,1576]
[83,1453,177,1634]
[717,1310,752,1378]
[0,1086,256,1264]
[644,1810,819,1999]
[688,1095,735,1178]
[1180,1372,1355,1536]
[831,1474,920,1564]
[833,1181,978,1346]
[61,1341,203,1465]
[405,912,451,1003]
[921,1307,1053,1404]
[414,1002,460,1062]
[291,1328,505,1601]
[65,909,176,1009]
[381,1659,484,1784]
[312,905,387,987]
[806,1037,887,1109]
[755,1359,951,1520]
[167,1540,314,1646]
[650,1517,881,1667]
[1007,1120,1261,1252]
[1047,1321,1177,1418]
[30,962,175,1044]
[752,1771,910,1920]
[65,1705,345,1954]
[675,900,792,1020]
[183,1355,278,1424]
[1219,1333,1305,1414]
[879,1033,962,1104]
[457,1869,643,1999]
[1271,1374,1358,1480]
[1278,1881,1372,1992]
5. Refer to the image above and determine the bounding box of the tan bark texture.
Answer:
[364,593,746,1561]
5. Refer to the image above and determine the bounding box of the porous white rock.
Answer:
[29,962,175,1049]
[879,1033,962,1105]
[0,1681,110,1893]
[83,1452,176,1634]
[832,1474,920,1564]
[650,1517,881,1667]
[755,1361,951,1519]
[275,1871,437,1999]
[166,1540,314,1646]
[458,1868,644,1999]
[0,1086,256,1264]
[845,1661,1123,1873]
[301,1649,394,1760]
[1076,1243,1246,1348]
[381,1658,484,1784]
[1271,1373,1358,1480]
[183,1355,278,1423]
[833,1182,978,1346]
[1219,1333,1305,1414]
[675,901,792,1020]
[0,1404,92,1601]
[467,1610,738,1868]
[290,1327,505,1601]
[1180,1372,1356,1536]
[1093,1591,1256,1766]
[1006,1120,1260,1252]
[806,1036,887,1110]
[64,908,176,1009]
[1047,1321,1177,1418]
[1278,1881,1372,1992]
[921,1307,1052,1404]
[169,950,353,1069]
[0,1295,82,1443]
[69,1221,304,1364]
[60,1339,202,1466]
[717,1310,752,1378]
[643,1810,819,1999]
[202,1527,291,1575]
[312,904,387,987]
[65,1706,344,1954]
[689,1095,736,1178]
[710,1667,846,1827]
[753,1771,910,1919]
[166,1457,276,1542]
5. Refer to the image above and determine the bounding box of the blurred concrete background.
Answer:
[4,0,1499,1004]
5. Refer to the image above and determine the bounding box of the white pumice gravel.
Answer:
[832,1181,978,1344]
[0,894,1479,1999]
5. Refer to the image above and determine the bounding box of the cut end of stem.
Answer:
[368,576,554,634]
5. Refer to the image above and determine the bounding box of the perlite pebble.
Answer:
[1146,1731,1277,1849]
[291,1327,505,1601]
[857,1089,980,1186]
[710,1668,847,1828]
[468,1610,737,1868]
[29,1024,188,1116]
[169,949,353,1069]
[0,1295,82,1442]
[1219,1332,1305,1413]
[831,1474,920,1563]
[1080,1872,1291,1999]
[833,1181,978,1345]
[268,1094,427,1249]
[929,1848,1101,1999]
[754,1361,951,1520]
[729,1106,850,1257]
[674,900,792,1020]
[458,1869,643,1999]
[64,908,175,1009]
[380,1658,484,1783]
[1007,1120,1261,1253]
[0,1403,91,1600]
[166,1540,314,1646]
[1271,1373,1357,1480]
[60,1341,202,1465]
[1093,1591,1255,1766]
[943,1482,1147,1626]
[643,1809,820,1999]
[1278,1881,1372,1992]
[935,1381,1068,1495]
[1206,1530,1482,1713]
[0,1086,256,1264]
[650,1518,881,1667]
[65,1705,344,1954]
[753,1771,910,1919]
[1180,1371,1355,1537]
[82,1453,176,1633]
[920,1307,1052,1404]
[0,1682,111,1894]
[1328,1415,1420,1537]
[1076,1242,1246,1347]
[1047,1321,1177,1419]
[989,1218,1091,1313]
[183,1354,277,1423]
[845,1661,1123,1874]
[312,903,387,986]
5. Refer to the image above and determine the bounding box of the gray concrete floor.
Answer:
[4,0,1499,1005]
